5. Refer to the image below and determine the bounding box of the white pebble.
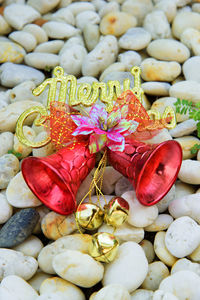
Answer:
[0,192,13,224]
[154,0,177,23]
[0,275,38,300]
[153,290,179,300]
[122,191,158,227]
[0,15,11,35]
[154,231,177,266]
[175,181,195,199]
[28,271,51,293]
[165,216,200,257]
[170,80,200,104]
[76,11,100,30]
[60,45,87,76]
[25,53,59,70]
[6,171,42,208]
[178,159,200,184]
[172,11,200,39]
[101,166,122,194]
[9,31,37,52]
[0,154,19,189]
[53,250,104,288]
[175,136,200,159]
[67,2,95,16]
[115,177,133,197]
[9,80,36,103]
[145,214,173,232]
[103,242,148,292]
[118,51,142,71]
[27,0,60,14]
[119,28,151,51]
[0,62,44,88]
[13,235,43,258]
[4,4,40,30]
[13,126,36,158]
[131,289,154,300]
[32,132,55,157]
[42,21,80,39]
[34,40,64,54]
[0,132,14,157]
[0,249,38,281]
[156,185,175,213]
[183,56,200,83]
[83,24,100,52]
[147,39,190,63]
[171,258,200,276]
[51,7,75,25]
[82,35,118,77]
[98,223,144,244]
[0,41,26,64]
[159,270,200,299]
[40,277,85,300]
[99,63,126,81]
[143,10,171,40]
[170,119,197,137]
[92,284,130,300]
[99,2,120,18]
[140,240,155,264]
[141,58,181,82]
[141,82,171,96]
[23,24,48,44]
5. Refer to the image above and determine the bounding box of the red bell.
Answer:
[108,140,182,206]
[21,143,96,215]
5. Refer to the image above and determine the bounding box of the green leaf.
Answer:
[191,143,200,154]
[7,149,22,158]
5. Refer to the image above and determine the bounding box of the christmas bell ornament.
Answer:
[104,197,129,227]
[89,232,119,263]
[76,203,104,231]
[21,143,96,215]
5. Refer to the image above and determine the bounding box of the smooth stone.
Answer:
[34,40,64,54]
[23,24,48,44]
[92,284,130,300]
[141,261,169,291]
[103,241,148,292]
[6,172,42,208]
[0,62,45,87]
[13,235,43,258]
[100,12,137,37]
[67,2,95,15]
[147,39,190,63]
[53,250,104,288]
[169,193,200,224]
[13,126,36,159]
[122,191,158,227]
[51,7,75,25]
[0,193,13,224]
[41,212,77,240]
[140,240,155,264]
[154,0,177,23]
[170,80,200,104]
[172,11,200,39]
[183,56,200,83]
[60,45,87,76]
[143,128,172,144]
[171,258,200,276]
[99,1,120,18]
[154,231,177,267]
[175,181,195,199]
[131,289,154,300]
[192,3,200,13]
[28,271,52,293]
[98,223,144,244]
[0,132,14,156]
[99,62,126,81]
[0,208,39,248]
[189,243,200,263]
[156,185,175,213]
[170,119,197,137]
[118,51,142,70]
[115,177,133,197]
[76,11,100,30]
[83,23,100,52]
[0,154,19,189]
[0,275,38,300]
[9,31,37,52]
[40,277,85,300]
[0,15,11,35]
[165,216,200,258]
[141,82,170,96]
[0,249,38,281]
[121,0,153,26]
[175,136,200,159]
[42,21,79,39]
[159,270,200,299]
[9,81,36,103]
[178,159,200,184]
[38,234,92,274]
[4,4,40,30]
[82,35,118,77]
[181,28,200,56]
[76,170,95,203]
[35,293,64,300]
[144,214,173,232]
[101,166,122,194]
[32,131,55,157]
[143,10,171,39]
[27,0,60,14]
[25,53,59,70]
[33,206,50,235]
[141,58,181,82]
[0,41,26,64]
[119,27,151,51]
[153,290,179,300]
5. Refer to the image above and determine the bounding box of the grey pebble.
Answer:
[0,208,39,248]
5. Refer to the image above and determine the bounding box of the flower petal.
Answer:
[89,133,107,153]
[107,138,125,152]
[72,125,94,136]
[107,132,124,143]
[107,109,121,128]
[71,115,93,126]
[90,104,107,125]
[113,119,138,135]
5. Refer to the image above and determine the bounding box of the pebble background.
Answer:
[0,0,200,299]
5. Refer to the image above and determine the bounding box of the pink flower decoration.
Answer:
[71,104,138,154]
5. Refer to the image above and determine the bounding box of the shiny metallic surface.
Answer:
[76,203,104,230]
[104,197,129,227]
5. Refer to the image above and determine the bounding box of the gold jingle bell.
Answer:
[89,232,119,263]
[104,197,129,227]
[76,203,104,231]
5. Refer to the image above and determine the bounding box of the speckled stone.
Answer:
[0,208,39,248]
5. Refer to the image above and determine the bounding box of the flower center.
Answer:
[98,117,107,131]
